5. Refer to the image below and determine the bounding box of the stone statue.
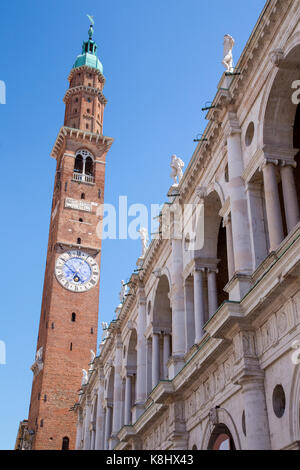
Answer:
[119,280,129,303]
[170,155,185,186]
[36,346,43,363]
[291,340,300,365]
[100,322,109,344]
[90,350,96,363]
[222,34,235,73]
[81,369,88,386]
[139,227,149,258]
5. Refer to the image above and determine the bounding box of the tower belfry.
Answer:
[21,19,113,450]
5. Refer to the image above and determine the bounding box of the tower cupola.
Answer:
[73,16,103,74]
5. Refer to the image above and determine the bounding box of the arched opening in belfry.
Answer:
[73,150,95,180]
[74,154,83,173]
[152,275,172,384]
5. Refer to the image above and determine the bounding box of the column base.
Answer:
[132,403,145,422]
[224,273,252,301]
[168,355,185,379]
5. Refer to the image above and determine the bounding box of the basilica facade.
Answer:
[75,0,300,451]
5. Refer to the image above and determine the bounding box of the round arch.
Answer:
[201,409,242,450]
[152,274,172,330]
[260,44,300,151]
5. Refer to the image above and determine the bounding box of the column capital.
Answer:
[195,186,207,203]
[223,111,242,138]
[259,158,279,172]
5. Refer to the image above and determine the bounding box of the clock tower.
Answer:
[24,21,113,450]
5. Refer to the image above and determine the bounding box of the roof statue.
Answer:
[170,155,185,186]
[222,34,235,73]
[87,15,94,39]
[139,227,149,258]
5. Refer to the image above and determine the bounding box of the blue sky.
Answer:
[0,0,266,450]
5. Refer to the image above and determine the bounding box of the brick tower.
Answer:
[23,20,113,450]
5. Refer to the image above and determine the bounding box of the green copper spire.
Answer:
[73,16,104,74]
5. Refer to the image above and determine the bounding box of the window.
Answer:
[77,238,81,245]
[62,437,69,451]
[91,327,94,334]
[85,157,93,176]
[70,343,73,351]
[273,384,286,418]
[44,394,47,402]
[98,189,101,199]
[51,322,55,329]
[81,193,85,200]
[86,124,89,130]
[74,150,94,180]
[79,218,83,223]
[71,313,76,322]
[65,182,68,192]
[87,108,90,114]
[40,419,44,428]
[74,155,83,174]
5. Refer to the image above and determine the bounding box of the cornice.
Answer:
[50,126,113,160]
[63,85,107,105]
[68,65,106,84]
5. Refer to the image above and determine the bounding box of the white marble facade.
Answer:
[75,0,300,450]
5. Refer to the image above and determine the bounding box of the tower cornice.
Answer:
[63,85,107,106]
[68,66,105,84]
[50,126,114,160]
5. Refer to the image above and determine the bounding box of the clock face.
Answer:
[55,250,100,292]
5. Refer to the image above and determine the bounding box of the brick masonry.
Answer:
[27,65,111,450]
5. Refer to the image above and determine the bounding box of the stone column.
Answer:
[240,375,271,450]
[223,216,235,280]
[225,114,252,274]
[104,405,112,450]
[163,334,171,379]
[124,375,132,425]
[83,399,92,450]
[152,333,160,388]
[184,276,195,352]
[262,161,284,251]
[245,183,268,270]
[94,373,105,450]
[136,292,147,405]
[194,268,205,344]
[280,164,300,233]
[111,336,122,447]
[207,269,218,319]
[75,411,83,450]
